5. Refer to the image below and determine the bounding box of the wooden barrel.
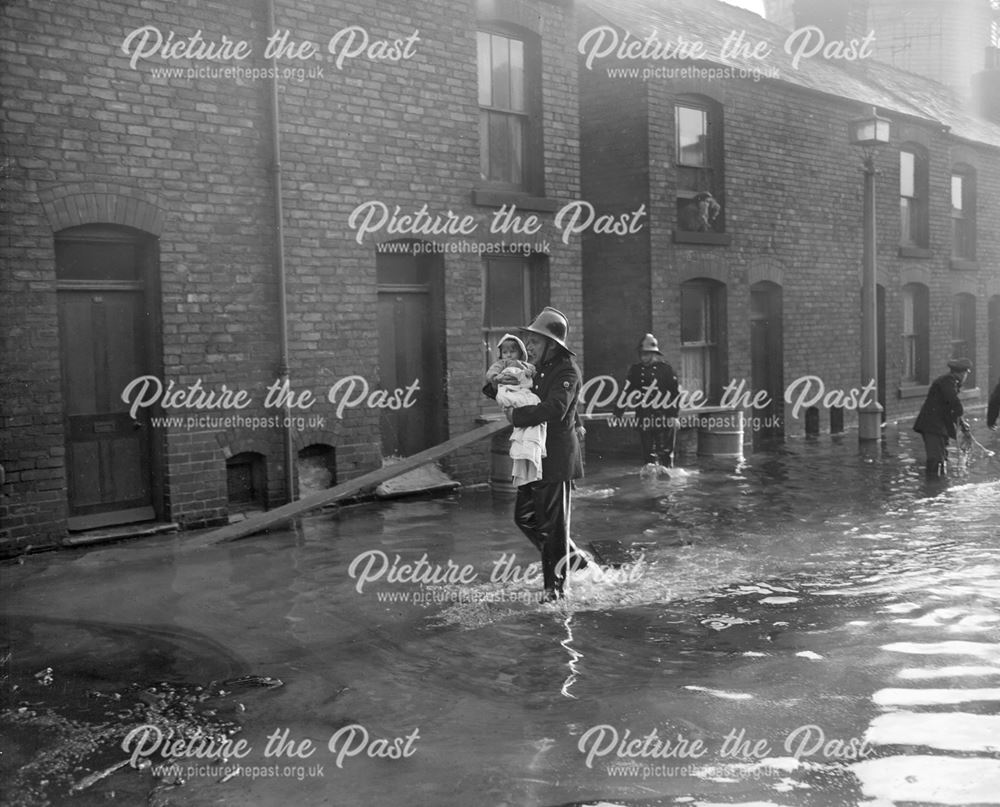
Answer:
[696,408,744,459]
[489,427,517,496]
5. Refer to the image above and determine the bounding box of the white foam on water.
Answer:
[896,665,1000,680]
[431,544,780,628]
[702,615,760,631]
[882,641,1000,661]
[795,651,823,661]
[772,777,811,793]
[865,712,1000,752]
[951,613,1000,631]
[733,584,795,595]
[852,755,1000,804]
[891,607,966,627]
[872,687,1000,706]
[573,486,617,500]
[683,685,753,700]
[693,802,789,807]
[759,596,799,604]
[757,757,803,772]
[881,602,922,614]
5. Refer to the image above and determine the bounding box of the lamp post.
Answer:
[848,108,890,442]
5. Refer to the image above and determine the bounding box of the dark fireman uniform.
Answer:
[491,350,584,595]
[623,359,680,465]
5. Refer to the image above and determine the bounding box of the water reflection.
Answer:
[1,426,998,805]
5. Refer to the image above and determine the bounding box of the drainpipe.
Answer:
[265,0,296,505]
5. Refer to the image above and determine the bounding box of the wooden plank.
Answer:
[194,419,509,545]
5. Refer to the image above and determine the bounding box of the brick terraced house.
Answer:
[2,0,999,553]
[577,0,1000,452]
[0,0,582,552]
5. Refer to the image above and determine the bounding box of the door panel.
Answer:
[377,288,444,457]
[59,287,153,524]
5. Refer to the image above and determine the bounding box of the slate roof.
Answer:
[581,0,1000,148]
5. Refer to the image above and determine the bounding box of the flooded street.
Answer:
[3,423,999,807]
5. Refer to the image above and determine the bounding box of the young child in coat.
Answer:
[486,334,545,487]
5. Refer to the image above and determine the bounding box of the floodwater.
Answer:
[2,422,999,807]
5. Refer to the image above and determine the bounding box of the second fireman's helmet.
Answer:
[638,333,663,354]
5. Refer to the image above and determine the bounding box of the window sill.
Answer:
[898,246,932,259]
[897,384,928,400]
[472,189,559,213]
[950,258,979,271]
[673,230,731,246]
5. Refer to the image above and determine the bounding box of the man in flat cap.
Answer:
[484,307,589,602]
[913,357,973,478]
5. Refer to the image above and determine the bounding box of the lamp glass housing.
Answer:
[848,112,891,147]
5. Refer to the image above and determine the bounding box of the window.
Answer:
[680,280,726,402]
[477,28,541,193]
[951,167,976,261]
[899,147,928,248]
[901,283,929,384]
[482,255,548,367]
[675,96,725,233]
[952,293,977,388]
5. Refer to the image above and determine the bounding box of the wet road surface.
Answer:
[2,423,999,806]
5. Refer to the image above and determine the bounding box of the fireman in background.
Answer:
[622,334,680,467]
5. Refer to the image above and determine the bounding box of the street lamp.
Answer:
[848,107,890,442]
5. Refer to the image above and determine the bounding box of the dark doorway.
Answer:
[55,226,161,530]
[750,281,784,446]
[376,243,447,457]
[989,295,1000,391]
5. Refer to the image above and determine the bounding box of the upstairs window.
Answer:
[951,167,976,261]
[675,96,725,233]
[477,28,542,194]
[899,147,929,249]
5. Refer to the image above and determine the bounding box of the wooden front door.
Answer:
[750,281,784,445]
[376,246,446,457]
[56,227,159,529]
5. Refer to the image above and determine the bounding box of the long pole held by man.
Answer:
[913,357,974,478]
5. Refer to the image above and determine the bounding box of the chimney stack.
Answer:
[972,46,1000,122]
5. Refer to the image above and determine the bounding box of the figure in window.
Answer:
[679,191,721,232]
